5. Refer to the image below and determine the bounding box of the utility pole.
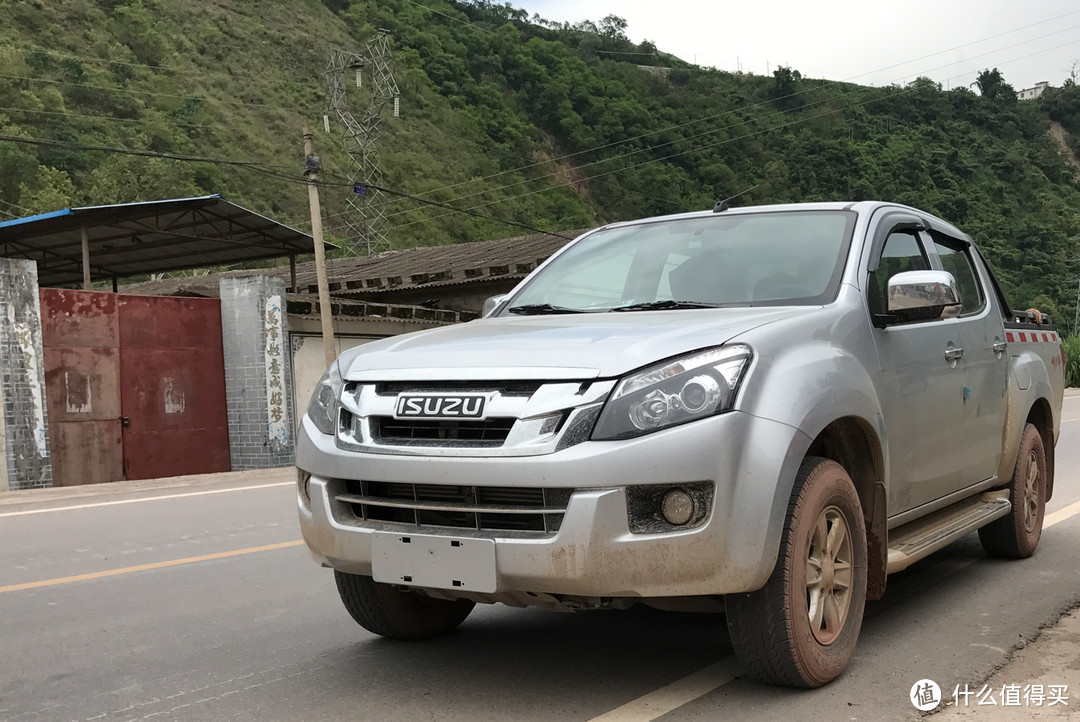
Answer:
[303,127,337,370]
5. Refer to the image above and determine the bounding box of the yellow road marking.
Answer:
[0,481,293,519]
[0,540,304,594]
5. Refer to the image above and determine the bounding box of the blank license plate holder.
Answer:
[371,532,497,593]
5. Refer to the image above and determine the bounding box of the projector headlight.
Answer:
[592,345,752,440]
[306,362,343,436]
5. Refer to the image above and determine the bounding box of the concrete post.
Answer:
[0,258,52,490]
[219,275,295,470]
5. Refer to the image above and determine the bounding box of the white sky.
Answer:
[519,0,1080,91]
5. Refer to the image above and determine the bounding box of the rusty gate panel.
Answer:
[40,289,124,486]
[118,296,230,480]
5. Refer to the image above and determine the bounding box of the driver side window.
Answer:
[869,231,930,318]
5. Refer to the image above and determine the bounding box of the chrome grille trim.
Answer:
[335,379,616,456]
[334,481,573,534]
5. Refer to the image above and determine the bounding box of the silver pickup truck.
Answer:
[296,201,1065,687]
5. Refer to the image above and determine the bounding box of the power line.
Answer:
[0,105,215,130]
[0,72,302,113]
[405,0,496,34]
[369,37,1078,236]
[364,28,1080,228]
[0,133,572,239]
[358,9,1080,216]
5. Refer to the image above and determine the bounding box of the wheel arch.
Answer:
[805,416,888,601]
[1026,396,1055,500]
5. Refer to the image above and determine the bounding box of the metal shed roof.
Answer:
[0,195,318,288]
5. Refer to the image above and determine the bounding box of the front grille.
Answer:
[372,417,515,446]
[373,381,542,397]
[336,481,572,534]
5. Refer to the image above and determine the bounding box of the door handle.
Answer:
[992,341,1007,353]
[944,347,964,362]
[120,416,131,428]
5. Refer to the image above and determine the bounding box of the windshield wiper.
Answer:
[608,299,721,312]
[506,303,589,315]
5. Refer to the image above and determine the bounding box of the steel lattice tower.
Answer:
[325,31,399,256]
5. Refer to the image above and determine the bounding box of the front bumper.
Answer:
[296,410,810,599]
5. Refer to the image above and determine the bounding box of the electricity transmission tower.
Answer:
[324,31,399,256]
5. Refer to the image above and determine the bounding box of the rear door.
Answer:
[926,233,1009,484]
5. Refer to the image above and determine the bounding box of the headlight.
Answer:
[306,362,343,435]
[592,345,752,440]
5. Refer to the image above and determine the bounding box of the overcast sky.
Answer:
[520,0,1080,91]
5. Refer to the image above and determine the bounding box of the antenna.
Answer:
[324,31,400,256]
[713,184,760,213]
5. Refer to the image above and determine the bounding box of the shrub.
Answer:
[1064,335,1080,388]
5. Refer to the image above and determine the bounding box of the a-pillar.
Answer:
[0,258,52,490]
[219,275,295,470]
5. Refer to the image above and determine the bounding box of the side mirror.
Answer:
[887,270,962,321]
[481,294,508,318]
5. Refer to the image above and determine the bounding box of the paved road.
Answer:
[1,393,1078,722]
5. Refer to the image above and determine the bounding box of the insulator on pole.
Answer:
[322,114,330,133]
[356,68,362,88]
[393,97,400,117]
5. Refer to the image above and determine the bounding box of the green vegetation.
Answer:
[1065,336,1080,388]
[2,0,1080,330]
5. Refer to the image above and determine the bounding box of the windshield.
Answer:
[504,210,856,314]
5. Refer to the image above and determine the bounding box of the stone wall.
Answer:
[0,259,52,490]
[219,276,295,470]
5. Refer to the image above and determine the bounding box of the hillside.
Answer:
[2,0,1080,327]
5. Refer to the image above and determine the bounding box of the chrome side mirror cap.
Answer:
[482,294,508,318]
[887,270,962,321]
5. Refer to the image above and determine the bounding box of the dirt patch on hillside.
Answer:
[1048,121,1080,178]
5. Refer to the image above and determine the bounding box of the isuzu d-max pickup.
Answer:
[296,201,1065,687]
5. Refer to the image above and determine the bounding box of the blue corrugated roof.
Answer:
[0,195,317,287]
[0,208,74,229]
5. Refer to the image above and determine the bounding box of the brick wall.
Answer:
[0,258,52,490]
[219,276,295,470]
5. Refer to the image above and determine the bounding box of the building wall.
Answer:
[0,258,52,490]
[219,276,295,470]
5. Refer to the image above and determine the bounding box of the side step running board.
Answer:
[886,490,1011,574]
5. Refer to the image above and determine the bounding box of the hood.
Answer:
[339,307,817,381]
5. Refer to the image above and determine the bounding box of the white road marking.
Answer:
[0,481,293,518]
[587,499,1080,722]
[588,658,739,722]
[1044,499,1080,528]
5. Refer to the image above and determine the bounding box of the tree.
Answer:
[599,15,628,41]
[973,68,1017,104]
[770,66,803,109]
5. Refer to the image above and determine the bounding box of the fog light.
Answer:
[661,489,694,526]
[297,470,312,506]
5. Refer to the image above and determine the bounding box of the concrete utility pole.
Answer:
[303,127,337,370]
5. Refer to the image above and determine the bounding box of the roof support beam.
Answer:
[81,223,91,290]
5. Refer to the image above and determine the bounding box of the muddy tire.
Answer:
[725,457,868,688]
[335,571,475,640]
[979,423,1046,559]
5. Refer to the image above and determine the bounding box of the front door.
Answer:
[867,227,969,514]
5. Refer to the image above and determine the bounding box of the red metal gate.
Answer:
[41,289,231,485]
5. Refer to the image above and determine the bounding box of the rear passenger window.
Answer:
[931,238,984,315]
[869,231,930,317]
